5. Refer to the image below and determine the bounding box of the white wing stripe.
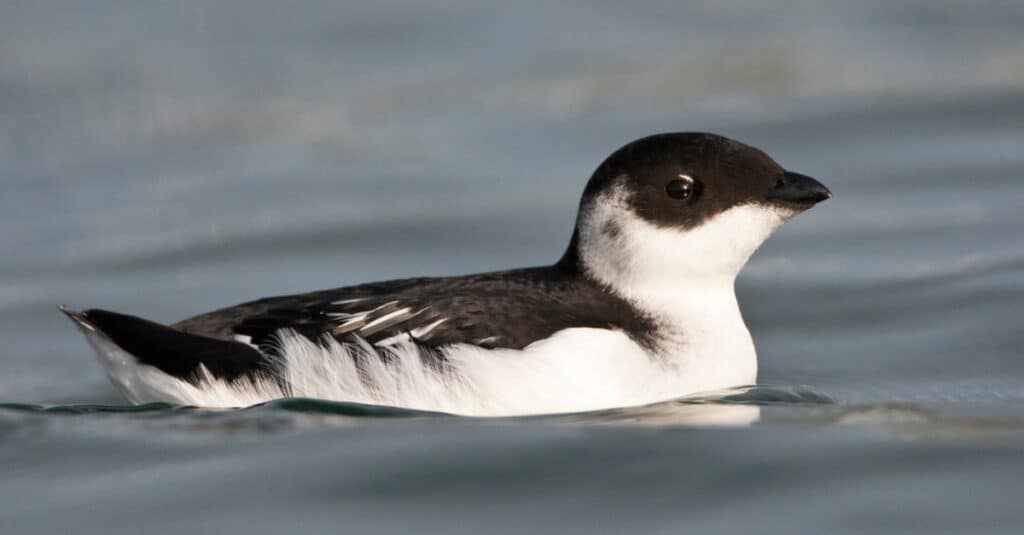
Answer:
[359,307,413,332]
[330,298,368,306]
[410,318,447,339]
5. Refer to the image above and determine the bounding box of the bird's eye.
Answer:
[665,175,698,200]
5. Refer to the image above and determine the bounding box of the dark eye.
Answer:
[666,175,698,200]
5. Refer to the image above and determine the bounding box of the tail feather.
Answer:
[60,305,269,389]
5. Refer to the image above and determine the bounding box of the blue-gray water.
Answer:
[2,2,1024,533]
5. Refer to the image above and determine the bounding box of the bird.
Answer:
[61,132,831,416]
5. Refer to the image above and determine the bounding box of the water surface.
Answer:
[2,2,1023,533]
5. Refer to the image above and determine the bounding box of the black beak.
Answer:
[764,172,832,205]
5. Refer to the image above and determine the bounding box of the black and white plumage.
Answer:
[62,132,830,416]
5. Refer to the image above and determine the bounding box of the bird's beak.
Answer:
[764,172,832,205]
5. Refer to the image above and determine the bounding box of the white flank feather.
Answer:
[83,324,724,416]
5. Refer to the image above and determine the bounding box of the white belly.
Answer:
[84,323,757,416]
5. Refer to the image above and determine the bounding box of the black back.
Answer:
[173,266,654,352]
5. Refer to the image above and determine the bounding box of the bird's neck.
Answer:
[565,199,776,386]
[612,274,746,341]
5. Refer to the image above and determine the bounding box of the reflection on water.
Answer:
[580,402,764,427]
[5,386,1023,438]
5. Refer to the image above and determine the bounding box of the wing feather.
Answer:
[172,267,653,351]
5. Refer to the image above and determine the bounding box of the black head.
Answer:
[560,132,830,277]
[580,132,830,230]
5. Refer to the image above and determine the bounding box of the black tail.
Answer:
[60,306,268,384]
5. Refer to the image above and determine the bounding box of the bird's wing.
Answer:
[234,292,464,346]
[68,269,647,389]
[172,269,597,350]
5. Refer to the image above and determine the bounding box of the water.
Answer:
[2,1,1024,533]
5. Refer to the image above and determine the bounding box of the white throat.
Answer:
[576,185,793,386]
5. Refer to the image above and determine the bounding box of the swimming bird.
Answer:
[61,132,830,416]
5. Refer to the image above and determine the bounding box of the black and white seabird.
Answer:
[61,132,830,416]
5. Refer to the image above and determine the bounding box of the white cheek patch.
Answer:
[578,186,793,297]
